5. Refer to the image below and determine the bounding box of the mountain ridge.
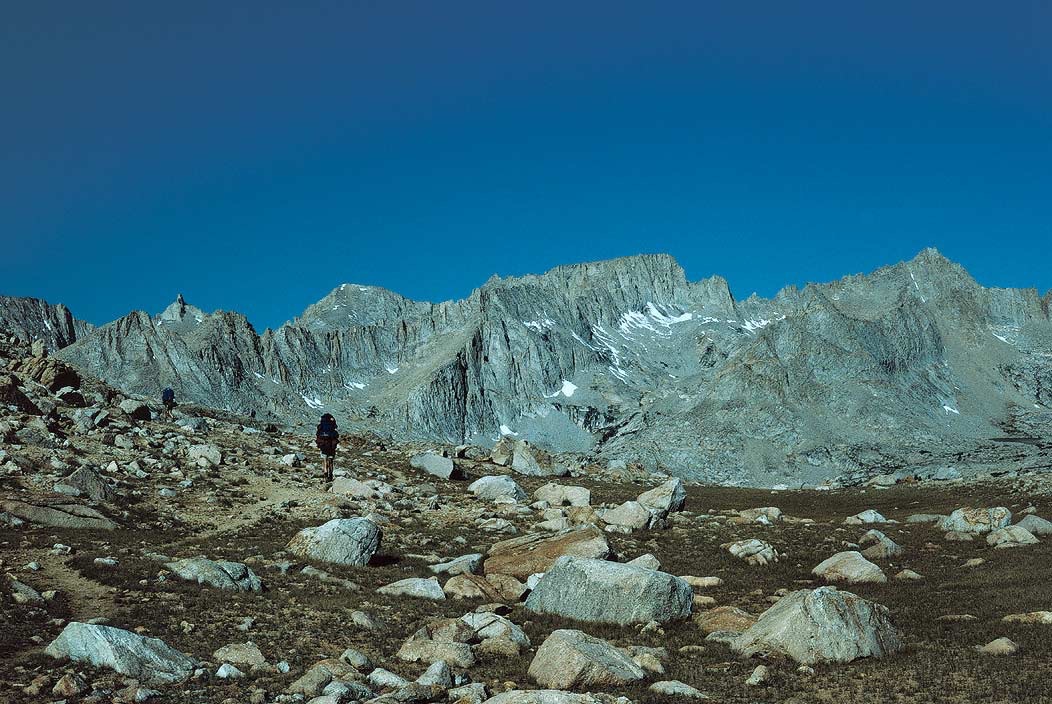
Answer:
[4,249,1049,486]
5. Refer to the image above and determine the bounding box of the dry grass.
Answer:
[4,469,1052,703]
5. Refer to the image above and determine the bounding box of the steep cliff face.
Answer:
[0,296,92,350]
[55,250,1052,484]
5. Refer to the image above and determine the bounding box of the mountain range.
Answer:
[3,249,1050,486]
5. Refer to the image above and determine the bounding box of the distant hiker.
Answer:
[161,387,176,420]
[316,413,340,483]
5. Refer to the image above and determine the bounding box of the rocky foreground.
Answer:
[4,332,1052,703]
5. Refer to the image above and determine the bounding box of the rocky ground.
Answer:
[4,332,1052,703]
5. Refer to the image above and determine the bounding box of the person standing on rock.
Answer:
[315,413,340,483]
[161,387,177,421]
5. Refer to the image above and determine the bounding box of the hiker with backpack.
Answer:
[161,387,177,420]
[315,413,340,483]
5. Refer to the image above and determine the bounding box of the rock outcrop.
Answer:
[45,623,196,685]
[287,518,382,566]
[525,556,693,625]
[732,587,902,664]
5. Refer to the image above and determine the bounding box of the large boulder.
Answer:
[859,529,904,560]
[812,551,886,584]
[119,399,151,421]
[534,483,591,507]
[377,576,446,600]
[0,500,116,530]
[287,518,381,566]
[45,622,196,685]
[601,501,656,531]
[56,466,113,501]
[1016,515,1052,536]
[987,525,1039,548]
[10,355,81,391]
[507,440,566,477]
[636,478,686,515]
[165,556,263,591]
[525,556,692,625]
[410,452,459,480]
[461,611,531,649]
[469,476,527,502]
[844,509,887,525]
[938,507,1012,534]
[527,629,645,690]
[484,526,610,579]
[723,539,780,566]
[431,553,483,576]
[732,587,902,664]
[187,444,223,467]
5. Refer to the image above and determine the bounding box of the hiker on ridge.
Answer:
[161,387,177,420]
[316,413,340,483]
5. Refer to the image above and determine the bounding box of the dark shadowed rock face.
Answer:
[50,250,1052,486]
[0,296,92,351]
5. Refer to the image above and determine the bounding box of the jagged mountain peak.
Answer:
[0,295,92,351]
[158,293,208,326]
[291,282,431,330]
[51,249,1051,486]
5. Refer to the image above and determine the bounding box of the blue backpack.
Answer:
[162,387,175,403]
[318,414,338,437]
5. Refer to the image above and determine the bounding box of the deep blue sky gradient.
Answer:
[2,2,1050,330]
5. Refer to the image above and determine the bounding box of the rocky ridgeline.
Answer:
[4,329,1052,702]
[1,249,1046,487]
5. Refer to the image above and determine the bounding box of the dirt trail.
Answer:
[37,553,115,622]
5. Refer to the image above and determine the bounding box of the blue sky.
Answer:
[2,2,1049,330]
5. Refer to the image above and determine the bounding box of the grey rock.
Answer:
[377,576,445,600]
[938,507,1012,534]
[1015,515,1052,536]
[649,680,708,698]
[601,500,656,531]
[119,399,151,421]
[527,629,645,689]
[45,622,196,684]
[637,478,686,515]
[860,529,904,559]
[732,586,902,664]
[416,659,452,688]
[469,475,527,502]
[534,483,591,507]
[0,499,116,530]
[430,553,483,576]
[626,553,661,570]
[723,538,780,566]
[410,452,457,479]
[165,556,263,591]
[844,509,887,525]
[187,444,222,466]
[461,611,531,647]
[987,525,1039,548]
[60,466,113,501]
[812,551,886,584]
[287,517,382,566]
[525,555,692,625]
